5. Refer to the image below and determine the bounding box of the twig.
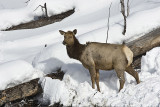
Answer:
[106,2,112,43]
[25,0,30,4]
[34,5,44,12]
[127,0,130,17]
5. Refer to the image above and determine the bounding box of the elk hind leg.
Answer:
[115,69,125,92]
[126,65,140,84]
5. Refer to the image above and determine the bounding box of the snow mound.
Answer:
[141,47,160,80]
[0,60,44,90]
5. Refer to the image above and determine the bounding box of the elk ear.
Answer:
[73,29,77,35]
[59,30,65,35]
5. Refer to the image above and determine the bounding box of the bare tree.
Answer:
[120,0,127,35]
[34,3,48,18]
[106,3,112,43]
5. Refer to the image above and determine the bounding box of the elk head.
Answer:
[59,29,77,46]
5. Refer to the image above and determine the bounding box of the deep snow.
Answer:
[0,0,160,106]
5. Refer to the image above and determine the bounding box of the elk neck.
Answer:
[66,37,86,61]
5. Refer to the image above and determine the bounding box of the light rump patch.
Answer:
[122,45,133,67]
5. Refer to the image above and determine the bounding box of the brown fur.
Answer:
[59,29,140,92]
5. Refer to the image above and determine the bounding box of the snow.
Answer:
[0,60,43,90]
[0,0,26,9]
[0,0,160,106]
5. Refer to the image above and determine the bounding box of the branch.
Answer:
[127,0,130,17]
[34,5,44,12]
[106,2,112,43]
[25,0,30,4]
[34,3,48,18]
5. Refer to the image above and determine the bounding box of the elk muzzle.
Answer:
[63,41,67,45]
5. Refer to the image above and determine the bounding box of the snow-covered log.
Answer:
[0,78,42,106]
[0,71,64,106]
[5,8,74,31]
[127,28,160,68]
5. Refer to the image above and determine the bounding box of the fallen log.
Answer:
[4,8,75,31]
[0,78,42,106]
[0,71,64,106]
[127,28,160,68]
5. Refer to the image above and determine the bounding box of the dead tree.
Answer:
[120,0,127,35]
[34,3,48,18]
[106,3,112,43]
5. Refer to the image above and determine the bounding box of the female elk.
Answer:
[59,29,140,92]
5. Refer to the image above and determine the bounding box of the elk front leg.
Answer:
[115,69,125,92]
[96,69,100,92]
[89,67,96,89]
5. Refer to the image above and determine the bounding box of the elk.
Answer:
[59,29,140,92]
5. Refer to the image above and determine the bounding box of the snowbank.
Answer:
[0,60,43,90]
[141,47,160,79]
